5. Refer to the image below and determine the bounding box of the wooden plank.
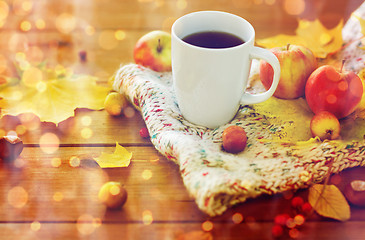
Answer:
[4,0,358,32]
[0,221,365,240]
[1,146,365,223]
[1,109,150,145]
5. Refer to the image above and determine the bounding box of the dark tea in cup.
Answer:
[182,31,245,49]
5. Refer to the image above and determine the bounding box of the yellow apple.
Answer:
[310,111,340,140]
[260,44,317,99]
[104,92,128,116]
[98,181,127,209]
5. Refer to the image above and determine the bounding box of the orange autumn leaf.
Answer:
[0,62,110,124]
[256,19,343,58]
[308,184,351,221]
[95,142,132,168]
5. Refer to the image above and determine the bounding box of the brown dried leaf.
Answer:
[308,184,351,221]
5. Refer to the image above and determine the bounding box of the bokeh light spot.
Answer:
[326,94,337,104]
[142,169,153,180]
[338,80,348,91]
[110,185,121,196]
[69,156,80,168]
[8,186,28,208]
[51,157,62,167]
[53,191,64,202]
[320,33,332,46]
[284,0,305,15]
[81,127,93,139]
[15,124,27,135]
[289,228,300,238]
[81,116,92,126]
[36,81,47,92]
[30,221,41,232]
[176,0,187,9]
[35,18,46,29]
[77,214,99,235]
[21,0,33,12]
[142,210,153,225]
[22,67,43,87]
[202,220,214,232]
[232,213,244,224]
[98,30,118,50]
[0,1,9,22]
[39,132,60,154]
[85,25,95,36]
[19,113,40,131]
[20,20,32,32]
[115,30,126,40]
[13,0,32,15]
[55,13,77,34]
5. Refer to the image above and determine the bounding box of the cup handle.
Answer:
[240,46,280,105]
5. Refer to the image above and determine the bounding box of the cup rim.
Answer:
[171,10,255,51]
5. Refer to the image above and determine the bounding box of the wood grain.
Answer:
[1,0,365,239]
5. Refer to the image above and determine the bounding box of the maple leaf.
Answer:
[95,142,132,168]
[308,184,351,221]
[256,19,343,58]
[0,62,110,124]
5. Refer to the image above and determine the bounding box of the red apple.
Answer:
[305,65,363,119]
[310,111,340,140]
[260,44,317,99]
[133,30,171,72]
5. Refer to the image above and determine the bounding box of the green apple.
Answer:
[260,44,317,99]
[133,30,172,72]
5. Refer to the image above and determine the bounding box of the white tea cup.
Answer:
[171,11,280,128]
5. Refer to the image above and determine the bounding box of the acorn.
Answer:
[344,180,365,207]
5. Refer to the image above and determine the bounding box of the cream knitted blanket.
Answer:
[112,4,365,216]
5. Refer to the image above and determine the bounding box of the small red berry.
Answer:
[301,202,312,214]
[139,127,149,138]
[291,196,304,208]
[274,213,290,226]
[272,224,284,238]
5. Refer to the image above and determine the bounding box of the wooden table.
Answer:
[1,0,365,239]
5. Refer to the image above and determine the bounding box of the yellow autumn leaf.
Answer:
[252,96,314,142]
[95,142,132,168]
[0,63,110,124]
[308,184,351,221]
[256,19,343,58]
